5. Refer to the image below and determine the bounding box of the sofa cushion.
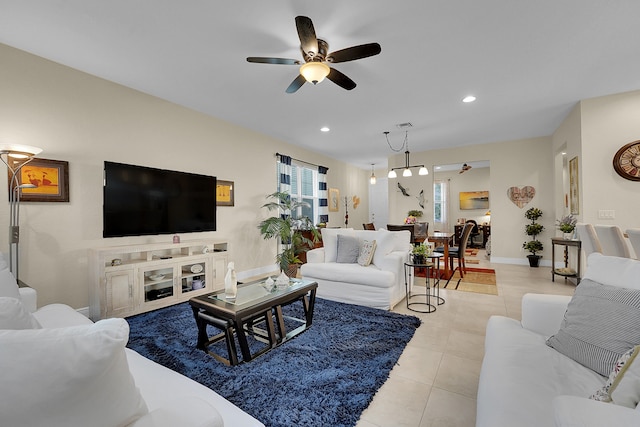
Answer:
[336,234,360,263]
[321,228,354,263]
[0,297,41,329]
[0,318,148,426]
[301,262,395,289]
[546,279,640,376]
[357,240,377,267]
[591,345,640,408]
[0,267,20,300]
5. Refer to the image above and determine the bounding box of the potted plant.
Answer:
[411,241,431,264]
[258,191,320,278]
[405,210,423,225]
[523,207,544,267]
[556,214,577,239]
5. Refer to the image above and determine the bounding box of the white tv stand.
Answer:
[89,240,228,320]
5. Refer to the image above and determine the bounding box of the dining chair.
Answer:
[624,228,640,259]
[465,219,482,248]
[593,225,632,258]
[362,223,376,230]
[413,222,429,243]
[576,223,602,261]
[435,222,473,288]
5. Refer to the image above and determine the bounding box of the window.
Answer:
[434,179,447,225]
[290,162,319,224]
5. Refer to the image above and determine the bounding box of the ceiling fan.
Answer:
[246,16,381,93]
[459,163,472,174]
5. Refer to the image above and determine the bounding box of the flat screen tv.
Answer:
[103,161,216,238]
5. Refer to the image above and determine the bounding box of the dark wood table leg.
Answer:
[304,289,316,326]
[234,319,253,362]
[192,306,208,350]
[274,305,286,342]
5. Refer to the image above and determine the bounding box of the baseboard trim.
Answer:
[489,257,552,267]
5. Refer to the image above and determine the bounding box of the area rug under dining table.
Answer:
[126,298,421,427]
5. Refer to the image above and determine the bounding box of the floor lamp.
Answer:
[0,143,43,282]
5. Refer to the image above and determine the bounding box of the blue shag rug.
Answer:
[126,298,421,427]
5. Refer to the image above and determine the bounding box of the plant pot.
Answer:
[412,254,426,265]
[527,254,541,268]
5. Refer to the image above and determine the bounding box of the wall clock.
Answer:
[613,140,640,181]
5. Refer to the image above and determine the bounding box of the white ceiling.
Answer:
[2,1,640,169]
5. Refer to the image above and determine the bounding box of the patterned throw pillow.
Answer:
[546,279,640,376]
[357,240,377,266]
[590,345,640,408]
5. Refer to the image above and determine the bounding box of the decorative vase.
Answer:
[285,264,299,279]
[563,232,573,240]
[224,262,237,300]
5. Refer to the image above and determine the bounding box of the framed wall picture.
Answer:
[216,180,234,206]
[459,191,489,210]
[569,156,579,214]
[328,188,339,212]
[12,158,69,202]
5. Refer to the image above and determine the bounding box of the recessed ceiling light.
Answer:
[561,152,567,155]
[320,127,330,132]
[462,95,476,103]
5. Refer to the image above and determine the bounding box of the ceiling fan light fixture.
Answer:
[300,62,330,84]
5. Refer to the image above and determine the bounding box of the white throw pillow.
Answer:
[321,228,354,263]
[0,318,148,426]
[357,240,377,266]
[0,267,20,300]
[372,229,396,267]
[0,297,41,329]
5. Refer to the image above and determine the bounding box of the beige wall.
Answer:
[579,90,640,230]
[0,43,369,308]
[388,137,555,265]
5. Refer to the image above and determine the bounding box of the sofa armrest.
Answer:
[128,396,224,427]
[18,287,37,313]
[306,248,325,264]
[520,293,572,337]
[553,395,640,427]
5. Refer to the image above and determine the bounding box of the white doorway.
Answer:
[369,177,389,230]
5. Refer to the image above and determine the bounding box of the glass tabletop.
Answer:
[209,278,312,307]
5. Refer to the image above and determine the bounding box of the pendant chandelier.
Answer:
[384,131,428,178]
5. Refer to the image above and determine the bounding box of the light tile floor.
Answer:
[356,250,577,427]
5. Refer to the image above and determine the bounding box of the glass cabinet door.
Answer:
[140,266,176,304]
[179,258,210,296]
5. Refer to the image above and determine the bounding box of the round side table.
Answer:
[404,261,436,313]
[427,252,445,306]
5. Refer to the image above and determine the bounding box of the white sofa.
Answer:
[0,263,264,427]
[477,253,640,427]
[300,228,411,310]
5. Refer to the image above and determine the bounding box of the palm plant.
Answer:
[258,191,320,276]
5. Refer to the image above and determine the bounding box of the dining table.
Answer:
[428,232,455,279]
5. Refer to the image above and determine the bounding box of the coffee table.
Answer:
[189,278,317,365]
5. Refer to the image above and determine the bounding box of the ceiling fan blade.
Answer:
[246,57,301,65]
[286,74,306,94]
[295,16,318,57]
[327,43,382,63]
[327,68,356,91]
